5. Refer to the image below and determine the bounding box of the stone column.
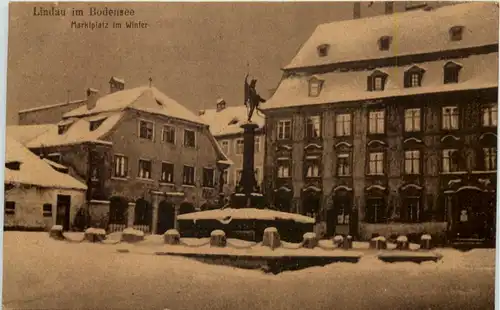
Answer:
[174,204,180,230]
[240,122,259,207]
[127,202,135,228]
[151,192,161,234]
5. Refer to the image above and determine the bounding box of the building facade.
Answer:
[261,3,498,241]
[9,77,232,234]
[199,99,266,202]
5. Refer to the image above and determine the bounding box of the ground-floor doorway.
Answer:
[56,195,71,231]
[157,200,175,235]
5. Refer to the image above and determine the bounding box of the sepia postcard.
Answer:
[3,1,499,309]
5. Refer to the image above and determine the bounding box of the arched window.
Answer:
[443,61,462,84]
[404,66,425,88]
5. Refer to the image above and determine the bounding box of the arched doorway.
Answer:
[452,187,489,240]
[302,186,322,219]
[157,200,175,235]
[274,186,293,212]
[179,202,195,215]
[108,196,128,232]
[134,198,153,233]
[327,186,352,237]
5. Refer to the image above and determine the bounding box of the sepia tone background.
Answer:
[7,1,453,125]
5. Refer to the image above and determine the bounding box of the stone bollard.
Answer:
[370,236,387,250]
[49,225,64,240]
[121,228,145,243]
[420,234,433,250]
[396,235,409,250]
[343,235,353,250]
[164,229,181,245]
[302,232,318,249]
[333,235,344,248]
[262,227,281,250]
[210,230,227,247]
[84,228,107,243]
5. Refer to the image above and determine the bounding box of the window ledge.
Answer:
[111,177,129,181]
[471,170,497,174]
[159,182,175,186]
[137,177,154,182]
[139,137,154,141]
[182,184,196,188]
[203,186,215,190]
[367,173,385,176]
[337,174,352,177]
[439,171,468,175]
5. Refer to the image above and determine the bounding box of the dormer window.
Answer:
[443,61,462,84]
[89,118,106,131]
[57,119,74,135]
[367,70,388,91]
[449,26,464,41]
[378,36,392,51]
[317,44,330,57]
[5,161,21,171]
[308,77,324,97]
[404,66,425,88]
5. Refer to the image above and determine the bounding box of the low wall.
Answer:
[359,222,448,244]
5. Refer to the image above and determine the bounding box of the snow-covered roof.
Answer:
[199,106,265,137]
[5,135,87,190]
[263,52,498,111]
[18,99,86,114]
[177,208,315,224]
[109,76,125,84]
[63,86,206,126]
[7,112,121,148]
[285,2,499,70]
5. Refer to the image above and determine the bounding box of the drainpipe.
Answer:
[85,144,93,229]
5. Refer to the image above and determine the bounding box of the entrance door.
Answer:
[454,191,487,239]
[157,201,175,235]
[56,195,71,231]
[326,208,336,237]
[334,195,351,236]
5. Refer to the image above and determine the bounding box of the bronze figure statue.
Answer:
[244,73,266,122]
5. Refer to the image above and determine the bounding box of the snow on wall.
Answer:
[177,208,315,224]
[359,222,448,240]
[200,106,265,137]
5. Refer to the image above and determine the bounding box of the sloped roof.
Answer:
[263,52,498,111]
[199,106,266,137]
[5,135,87,190]
[285,2,499,70]
[7,112,122,148]
[64,86,205,125]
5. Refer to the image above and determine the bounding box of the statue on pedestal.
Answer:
[244,74,266,122]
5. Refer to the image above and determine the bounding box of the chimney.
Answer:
[384,2,394,14]
[353,2,361,19]
[216,98,226,112]
[109,76,125,93]
[86,88,99,110]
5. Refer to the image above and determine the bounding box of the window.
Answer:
[404,108,421,132]
[47,153,62,164]
[368,71,387,91]
[404,150,420,175]
[220,140,230,155]
[5,201,15,215]
[254,136,261,153]
[368,152,384,175]
[402,197,421,223]
[203,168,215,188]
[374,77,383,90]
[5,161,21,171]
[444,62,462,84]
[337,153,350,176]
[138,159,152,179]
[317,44,330,57]
[161,162,174,183]
[114,155,128,178]
[309,78,323,97]
[365,198,386,223]
[235,169,243,184]
[58,125,67,135]
[378,36,391,51]
[162,125,175,144]
[442,106,459,130]
[449,25,464,41]
[43,203,52,217]
[222,169,229,185]
[277,159,291,178]
[305,156,321,178]
[277,120,292,140]
[184,129,196,148]
[139,120,154,140]
[335,197,350,225]
[482,105,498,127]
[404,67,424,88]
[336,113,351,136]
[442,149,459,173]
[484,147,497,171]
[306,115,321,139]
[89,119,105,131]
[235,139,244,155]
[254,167,261,184]
[183,165,195,185]
[368,110,385,134]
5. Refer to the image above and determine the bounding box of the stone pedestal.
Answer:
[127,202,135,227]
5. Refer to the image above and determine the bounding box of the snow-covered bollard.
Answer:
[370,236,387,250]
[333,235,344,248]
[49,225,64,240]
[164,229,180,245]
[302,232,318,249]
[262,227,281,250]
[420,234,433,250]
[84,228,106,243]
[121,228,145,243]
[396,235,409,250]
[343,235,353,250]
[210,230,227,247]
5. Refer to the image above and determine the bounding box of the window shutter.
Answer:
[367,76,373,91]
[403,72,411,88]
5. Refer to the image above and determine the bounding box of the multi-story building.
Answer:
[261,2,498,241]
[8,77,232,234]
[199,99,266,201]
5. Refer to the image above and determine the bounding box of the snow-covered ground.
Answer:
[3,232,496,310]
